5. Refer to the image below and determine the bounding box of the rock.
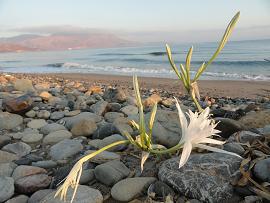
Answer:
[0,162,17,177]
[90,100,108,116]
[5,195,28,203]
[161,98,174,107]
[64,112,102,130]
[64,110,81,117]
[50,111,65,120]
[12,165,47,180]
[40,123,66,135]
[238,109,270,128]
[103,87,127,103]
[147,181,175,200]
[142,110,182,148]
[88,85,102,95]
[0,135,11,148]
[14,79,35,92]
[0,177,14,202]
[223,142,245,155]
[2,142,32,157]
[158,153,242,203]
[71,119,97,137]
[253,158,270,182]
[92,123,119,139]
[43,130,72,144]
[27,119,47,129]
[228,131,262,144]
[37,110,50,119]
[214,117,243,138]
[15,174,51,194]
[96,134,126,151]
[49,139,83,160]
[3,94,33,113]
[41,185,103,203]
[120,105,138,116]
[25,110,36,118]
[22,133,43,144]
[0,112,23,130]
[104,112,124,123]
[94,160,130,186]
[28,189,54,203]
[32,160,57,169]
[143,94,162,108]
[257,125,270,136]
[107,102,122,111]
[0,150,18,163]
[79,169,95,184]
[84,150,120,164]
[111,177,156,202]
[39,91,52,100]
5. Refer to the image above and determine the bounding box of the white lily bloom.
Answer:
[175,98,241,168]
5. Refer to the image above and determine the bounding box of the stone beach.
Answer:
[0,72,269,203]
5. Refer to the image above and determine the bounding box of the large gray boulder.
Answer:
[159,153,242,203]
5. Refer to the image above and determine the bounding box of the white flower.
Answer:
[175,98,241,168]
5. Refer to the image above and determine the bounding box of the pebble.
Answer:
[40,123,66,135]
[90,100,108,115]
[41,185,103,203]
[0,162,17,177]
[70,119,97,137]
[0,176,15,202]
[43,130,72,144]
[111,177,156,202]
[94,160,130,186]
[21,133,43,144]
[84,150,120,164]
[27,119,47,129]
[253,158,270,182]
[0,150,19,163]
[120,105,138,115]
[2,142,32,157]
[49,139,83,160]
[5,195,29,203]
[50,111,65,120]
[0,112,23,130]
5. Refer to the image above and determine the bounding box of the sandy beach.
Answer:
[12,73,270,99]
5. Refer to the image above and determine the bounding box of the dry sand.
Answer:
[15,73,270,99]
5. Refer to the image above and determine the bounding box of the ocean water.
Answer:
[0,39,270,81]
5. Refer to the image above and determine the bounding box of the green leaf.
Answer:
[193,62,205,81]
[185,46,193,83]
[148,102,157,143]
[166,44,183,80]
[195,12,240,79]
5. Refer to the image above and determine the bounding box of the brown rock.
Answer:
[71,119,97,137]
[15,174,52,194]
[238,109,270,129]
[13,79,35,92]
[12,165,47,181]
[143,94,162,108]
[39,91,52,100]
[88,86,103,95]
[3,94,33,113]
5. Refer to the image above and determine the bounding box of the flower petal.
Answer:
[196,138,225,145]
[195,143,242,158]
[179,142,192,168]
[174,97,188,142]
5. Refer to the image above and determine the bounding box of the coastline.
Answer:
[8,72,270,99]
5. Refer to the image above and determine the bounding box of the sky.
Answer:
[0,0,270,42]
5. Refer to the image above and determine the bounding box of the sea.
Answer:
[0,39,270,81]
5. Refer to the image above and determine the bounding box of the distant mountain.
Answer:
[0,32,133,52]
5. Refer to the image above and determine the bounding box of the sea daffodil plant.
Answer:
[55,75,240,202]
[166,12,240,112]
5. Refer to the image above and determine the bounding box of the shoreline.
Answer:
[6,72,270,99]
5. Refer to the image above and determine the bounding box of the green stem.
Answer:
[80,140,130,163]
[149,142,184,154]
[190,91,203,112]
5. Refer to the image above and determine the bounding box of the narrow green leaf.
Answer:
[196,12,240,79]
[193,62,205,81]
[166,44,183,80]
[148,102,157,143]
[185,46,193,83]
